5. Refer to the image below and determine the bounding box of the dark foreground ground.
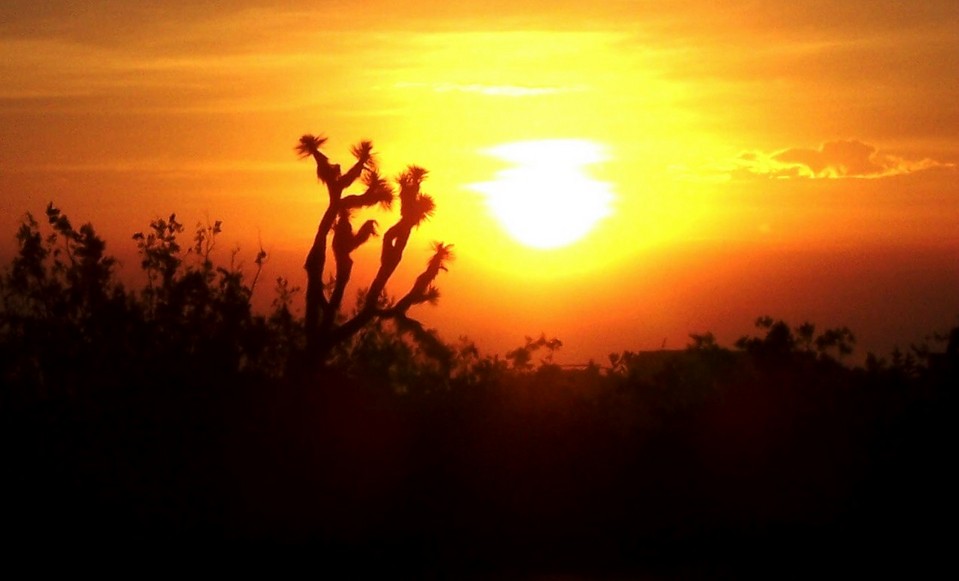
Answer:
[3,358,954,578]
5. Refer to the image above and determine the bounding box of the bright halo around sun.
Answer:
[470,139,615,249]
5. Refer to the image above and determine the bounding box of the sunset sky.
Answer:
[2,0,958,362]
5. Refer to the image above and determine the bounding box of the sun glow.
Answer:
[471,140,615,249]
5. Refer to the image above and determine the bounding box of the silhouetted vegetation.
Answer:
[1,174,955,573]
[294,135,452,371]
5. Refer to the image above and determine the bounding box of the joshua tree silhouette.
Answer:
[295,135,452,369]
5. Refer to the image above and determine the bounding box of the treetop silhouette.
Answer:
[295,134,453,369]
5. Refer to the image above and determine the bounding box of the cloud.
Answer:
[775,140,882,176]
[725,140,953,180]
[395,81,580,97]
[2,159,297,175]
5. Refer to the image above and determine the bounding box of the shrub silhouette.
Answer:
[735,315,857,366]
[0,204,296,399]
[294,135,453,371]
[0,205,128,398]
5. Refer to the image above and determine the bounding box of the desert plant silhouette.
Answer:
[295,135,453,371]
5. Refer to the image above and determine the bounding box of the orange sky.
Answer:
[2,0,958,362]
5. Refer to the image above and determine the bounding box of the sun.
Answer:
[470,139,615,249]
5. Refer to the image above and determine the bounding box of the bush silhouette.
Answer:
[0,204,297,399]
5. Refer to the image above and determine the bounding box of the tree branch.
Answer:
[297,135,452,368]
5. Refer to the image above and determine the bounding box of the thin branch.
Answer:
[338,140,374,189]
[341,171,394,210]
[391,242,453,314]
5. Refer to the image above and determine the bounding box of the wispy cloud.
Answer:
[688,140,954,181]
[395,81,582,97]
[2,159,298,175]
